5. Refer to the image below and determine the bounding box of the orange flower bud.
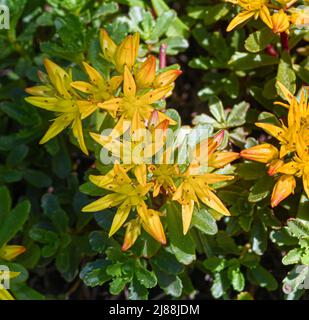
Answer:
[122,219,141,251]
[114,33,140,72]
[135,55,156,88]
[25,85,53,96]
[99,29,117,63]
[208,152,240,168]
[193,130,225,165]
[267,159,284,176]
[240,143,279,163]
[272,10,290,34]
[271,174,296,207]
[142,209,166,245]
[154,69,182,88]
[0,245,26,261]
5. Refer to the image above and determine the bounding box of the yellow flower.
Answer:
[226,0,273,32]
[25,59,91,155]
[277,149,309,198]
[98,66,176,136]
[148,164,179,197]
[240,143,279,163]
[271,9,290,33]
[171,130,234,234]
[173,170,233,234]
[0,244,25,300]
[289,7,309,27]
[0,271,20,300]
[82,164,167,244]
[89,117,170,167]
[100,29,140,73]
[255,82,309,158]
[271,174,296,207]
[71,62,123,118]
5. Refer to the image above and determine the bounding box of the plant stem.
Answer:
[159,43,167,69]
[280,32,289,52]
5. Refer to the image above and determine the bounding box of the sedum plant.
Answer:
[0,0,309,301]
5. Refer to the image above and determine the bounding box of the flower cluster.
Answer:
[25,31,238,250]
[241,82,309,207]
[226,0,309,34]
[0,244,25,300]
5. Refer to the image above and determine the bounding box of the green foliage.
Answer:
[0,0,308,301]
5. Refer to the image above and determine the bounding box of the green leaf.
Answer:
[152,10,176,39]
[23,169,52,188]
[79,181,107,196]
[237,291,254,300]
[0,185,11,221]
[41,194,69,233]
[282,248,303,265]
[191,207,218,235]
[7,144,29,166]
[245,28,276,53]
[128,276,149,300]
[287,218,309,239]
[166,202,196,265]
[228,264,245,292]
[216,232,240,255]
[0,200,30,247]
[249,265,278,291]
[10,283,45,300]
[203,257,226,272]
[1,261,29,284]
[80,259,112,287]
[297,193,309,221]
[151,0,189,38]
[276,51,296,98]
[227,102,249,127]
[251,218,268,255]
[211,271,230,299]
[270,228,298,246]
[151,248,183,275]
[152,265,183,297]
[248,175,274,202]
[135,261,157,289]
[208,96,226,123]
[236,162,266,180]
[109,277,127,295]
[188,4,229,25]
[282,265,309,295]
[229,52,279,70]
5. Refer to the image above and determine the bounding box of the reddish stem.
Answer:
[280,32,289,52]
[265,44,279,58]
[159,43,167,69]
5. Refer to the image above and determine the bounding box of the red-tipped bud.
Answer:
[135,55,156,88]
[154,69,182,88]
[271,175,296,208]
[240,143,279,163]
[267,159,284,176]
[208,152,240,168]
[122,219,141,251]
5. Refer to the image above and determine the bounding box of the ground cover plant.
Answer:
[0,0,308,300]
